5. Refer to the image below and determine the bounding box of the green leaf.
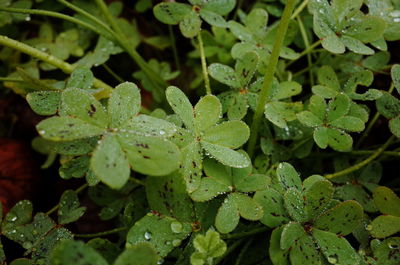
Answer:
[26,91,61,116]
[304,179,334,219]
[280,222,306,250]
[199,9,227,28]
[322,34,346,54]
[57,190,86,225]
[179,11,201,38]
[232,193,263,221]
[269,227,289,265]
[37,116,104,141]
[146,173,195,222]
[166,86,195,131]
[389,115,400,137]
[66,67,94,90]
[153,2,191,25]
[126,213,191,257]
[331,0,362,25]
[289,234,321,265]
[370,215,400,238]
[203,121,249,148]
[215,195,240,234]
[330,116,365,132]
[335,184,376,212]
[341,35,374,55]
[326,128,353,152]
[59,155,90,179]
[114,243,159,265]
[245,8,268,40]
[50,240,108,265]
[208,63,240,88]
[313,127,329,149]
[91,134,130,189]
[121,115,178,138]
[201,141,250,168]
[344,15,386,43]
[309,95,327,121]
[327,93,351,122]
[235,173,270,193]
[52,137,98,155]
[108,82,141,128]
[190,177,230,202]
[86,238,120,264]
[264,101,302,128]
[372,237,400,265]
[373,186,400,216]
[276,162,302,190]
[284,188,307,222]
[254,188,290,228]
[193,229,226,258]
[227,93,248,120]
[318,66,340,91]
[391,64,400,94]
[297,111,323,127]
[376,92,400,119]
[2,200,32,227]
[118,134,181,177]
[201,0,236,16]
[313,200,363,235]
[181,141,203,193]
[273,81,302,100]
[61,88,108,128]
[312,229,361,265]
[235,51,258,87]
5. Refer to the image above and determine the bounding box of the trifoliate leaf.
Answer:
[193,229,226,258]
[153,2,191,25]
[232,193,263,221]
[254,188,290,228]
[58,190,86,225]
[50,240,108,265]
[203,121,249,148]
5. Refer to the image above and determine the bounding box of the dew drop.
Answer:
[327,256,337,264]
[172,239,182,247]
[25,16,31,21]
[170,221,183,233]
[144,231,152,240]
[159,130,165,135]
[157,258,164,265]
[365,224,372,231]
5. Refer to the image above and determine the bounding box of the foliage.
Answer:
[0,0,399,264]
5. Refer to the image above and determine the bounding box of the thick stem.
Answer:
[198,31,211,95]
[247,0,297,157]
[0,35,113,99]
[325,136,396,179]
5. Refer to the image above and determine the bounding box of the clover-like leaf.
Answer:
[57,190,86,225]
[202,142,250,168]
[126,213,191,257]
[276,162,302,190]
[153,2,191,25]
[26,91,61,116]
[370,215,400,238]
[312,229,361,265]
[91,134,130,189]
[313,200,363,235]
[179,11,202,38]
[60,88,108,128]
[289,234,321,265]
[203,121,249,148]
[280,222,306,250]
[66,67,94,90]
[284,188,307,222]
[254,188,290,228]
[215,195,240,234]
[194,94,222,131]
[37,116,104,141]
[304,179,334,220]
[208,63,240,88]
[166,86,195,131]
[192,229,226,259]
[108,82,141,128]
[231,192,263,221]
[373,186,400,216]
[50,240,108,265]
[114,243,159,265]
[269,227,289,265]
[372,237,400,265]
[392,64,400,94]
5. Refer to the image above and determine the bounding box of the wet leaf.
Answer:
[269,227,289,265]
[37,116,104,141]
[66,67,93,90]
[304,179,334,219]
[203,121,249,148]
[312,229,361,265]
[215,195,240,234]
[114,243,159,265]
[153,2,191,25]
[166,86,194,131]
[208,63,240,88]
[192,229,226,258]
[26,91,61,116]
[121,115,178,138]
[50,240,108,265]
[284,188,307,222]
[201,141,250,168]
[108,82,141,128]
[194,95,221,131]
[179,11,201,38]
[373,186,400,216]
[276,162,302,190]
[91,134,130,189]
[289,234,321,265]
[392,64,400,94]
[254,188,290,228]
[370,215,400,238]
[181,141,203,193]
[57,190,86,225]
[126,213,191,257]
[313,200,363,235]
[280,222,305,250]
[232,192,263,221]
[376,92,400,119]
[199,9,227,28]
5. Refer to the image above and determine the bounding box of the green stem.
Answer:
[94,0,167,94]
[325,136,396,179]
[0,6,109,39]
[198,31,211,95]
[130,177,146,186]
[169,25,180,70]
[57,0,113,35]
[297,16,314,87]
[102,63,124,83]
[350,150,400,157]
[0,77,24,82]
[286,39,322,68]
[74,226,127,238]
[0,35,113,99]
[290,0,309,19]
[247,0,297,157]
[221,226,269,240]
[356,82,395,147]
[46,183,88,216]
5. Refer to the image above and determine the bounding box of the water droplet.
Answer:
[327,256,337,264]
[172,239,181,247]
[157,258,164,265]
[159,130,165,135]
[39,130,46,135]
[170,221,183,233]
[365,224,372,231]
[144,231,152,240]
[25,16,31,21]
